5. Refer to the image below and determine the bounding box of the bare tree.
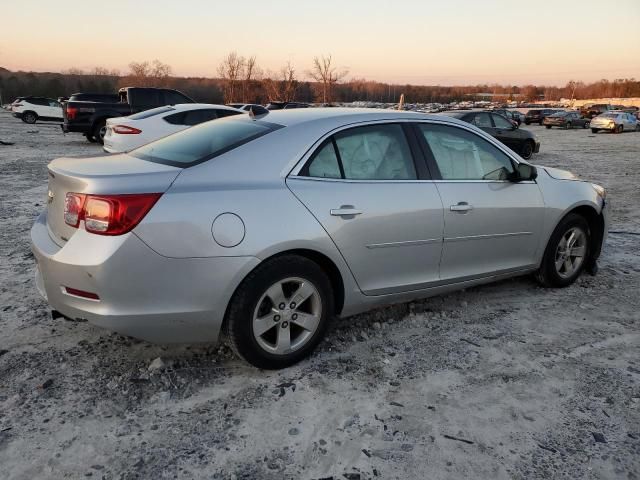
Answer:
[64,67,84,75]
[242,56,260,103]
[308,55,348,104]
[262,62,299,102]
[218,52,245,103]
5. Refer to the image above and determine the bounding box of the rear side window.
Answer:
[130,106,175,120]
[470,112,492,128]
[216,109,243,118]
[131,118,283,167]
[303,124,417,181]
[306,141,342,179]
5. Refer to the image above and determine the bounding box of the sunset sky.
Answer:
[2,0,639,86]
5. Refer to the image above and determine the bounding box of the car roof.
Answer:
[261,107,466,127]
[169,103,243,112]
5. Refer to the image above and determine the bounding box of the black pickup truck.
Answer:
[63,87,195,144]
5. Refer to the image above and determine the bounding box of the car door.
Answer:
[414,122,545,282]
[287,122,444,295]
[491,113,520,150]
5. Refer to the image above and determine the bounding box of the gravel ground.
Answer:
[1,110,639,480]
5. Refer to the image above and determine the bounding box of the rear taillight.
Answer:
[64,193,161,236]
[66,106,78,119]
[112,125,142,134]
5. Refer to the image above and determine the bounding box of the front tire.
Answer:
[591,128,599,133]
[22,111,37,124]
[565,122,572,129]
[84,132,96,143]
[225,255,334,369]
[614,124,623,134]
[583,121,590,129]
[536,213,590,288]
[545,125,552,129]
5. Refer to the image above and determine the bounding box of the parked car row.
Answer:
[10,96,63,123]
[438,110,539,159]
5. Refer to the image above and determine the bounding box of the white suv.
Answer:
[12,97,63,124]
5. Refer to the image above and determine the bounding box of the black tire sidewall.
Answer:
[539,214,590,288]
[23,112,37,124]
[521,141,533,159]
[226,255,334,369]
[93,120,106,145]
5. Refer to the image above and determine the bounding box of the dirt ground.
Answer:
[1,110,639,480]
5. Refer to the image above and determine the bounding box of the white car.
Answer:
[590,112,639,134]
[12,97,63,124]
[103,104,244,153]
[226,103,269,115]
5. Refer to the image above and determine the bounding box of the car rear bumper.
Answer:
[62,122,91,134]
[31,210,260,344]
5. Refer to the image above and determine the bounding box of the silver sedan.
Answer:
[31,109,610,368]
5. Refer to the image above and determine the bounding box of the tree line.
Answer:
[1,56,639,106]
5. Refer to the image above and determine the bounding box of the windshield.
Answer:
[130,117,283,167]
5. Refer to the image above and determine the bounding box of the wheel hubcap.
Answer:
[252,277,322,355]
[554,227,587,278]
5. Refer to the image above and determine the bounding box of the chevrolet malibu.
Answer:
[32,109,609,369]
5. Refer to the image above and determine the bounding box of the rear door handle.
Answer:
[330,205,363,217]
[450,202,473,213]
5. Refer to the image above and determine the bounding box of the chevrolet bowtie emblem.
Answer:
[47,190,54,204]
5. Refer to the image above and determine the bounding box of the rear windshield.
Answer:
[600,113,618,118]
[130,117,283,167]
[129,106,176,120]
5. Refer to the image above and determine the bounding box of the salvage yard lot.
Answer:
[0,110,639,479]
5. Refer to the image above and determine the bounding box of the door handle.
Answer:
[450,202,473,213]
[330,205,363,217]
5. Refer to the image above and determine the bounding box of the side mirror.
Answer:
[512,163,537,182]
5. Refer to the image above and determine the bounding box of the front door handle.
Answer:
[450,202,473,213]
[330,205,363,217]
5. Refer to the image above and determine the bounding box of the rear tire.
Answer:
[92,120,107,145]
[615,124,623,134]
[565,122,572,129]
[583,121,590,129]
[536,213,590,288]
[22,111,37,124]
[520,140,534,160]
[84,132,96,143]
[591,128,599,133]
[525,121,531,125]
[545,125,552,129]
[225,255,334,369]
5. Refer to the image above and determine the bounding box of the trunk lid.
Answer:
[46,154,181,245]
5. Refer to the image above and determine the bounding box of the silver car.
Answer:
[590,112,639,133]
[31,109,610,368]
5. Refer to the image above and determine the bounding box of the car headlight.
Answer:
[591,183,606,199]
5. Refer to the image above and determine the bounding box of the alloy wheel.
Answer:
[554,227,587,279]
[252,277,322,355]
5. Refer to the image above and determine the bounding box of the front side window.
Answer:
[418,124,515,181]
[131,118,282,167]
